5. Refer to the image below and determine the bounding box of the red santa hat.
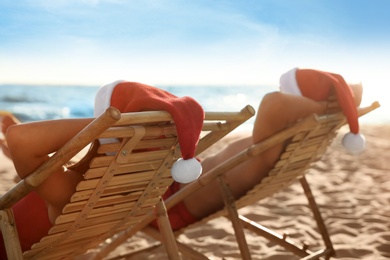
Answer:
[94,81,205,183]
[280,67,365,154]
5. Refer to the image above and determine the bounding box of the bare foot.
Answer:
[0,111,20,136]
[0,139,12,160]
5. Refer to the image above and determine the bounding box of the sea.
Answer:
[0,84,387,130]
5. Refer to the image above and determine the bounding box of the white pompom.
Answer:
[171,158,202,183]
[342,132,366,154]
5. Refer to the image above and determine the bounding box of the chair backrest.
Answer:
[175,101,380,227]
[22,105,255,259]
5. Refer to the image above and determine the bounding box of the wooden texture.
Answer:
[91,105,256,259]
[0,105,256,260]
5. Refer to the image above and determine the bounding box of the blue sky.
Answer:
[1,0,389,90]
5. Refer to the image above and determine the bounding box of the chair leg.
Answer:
[239,215,310,257]
[0,209,23,260]
[300,176,335,258]
[155,199,181,260]
[218,175,252,260]
[143,226,210,260]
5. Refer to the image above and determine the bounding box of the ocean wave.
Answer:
[0,94,45,103]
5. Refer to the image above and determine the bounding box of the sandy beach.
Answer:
[1,124,389,259]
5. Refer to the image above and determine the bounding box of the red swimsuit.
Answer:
[151,182,198,231]
[0,191,52,259]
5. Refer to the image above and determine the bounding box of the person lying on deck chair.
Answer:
[0,68,363,257]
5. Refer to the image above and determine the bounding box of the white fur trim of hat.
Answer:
[94,80,125,148]
[94,80,125,117]
[279,67,302,96]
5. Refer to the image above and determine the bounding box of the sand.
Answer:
[1,124,389,259]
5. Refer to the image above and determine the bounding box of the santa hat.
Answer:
[94,81,205,183]
[280,68,365,154]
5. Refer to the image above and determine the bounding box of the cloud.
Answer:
[1,1,389,87]
[26,0,121,9]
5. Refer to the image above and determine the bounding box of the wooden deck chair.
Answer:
[98,100,380,260]
[0,105,255,260]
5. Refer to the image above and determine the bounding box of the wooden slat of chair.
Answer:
[29,222,146,254]
[67,190,146,210]
[99,124,177,140]
[69,182,149,202]
[51,211,134,234]
[41,224,114,245]
[62,191,153,217]
[97,138,177,155]
[84,161,160,179]
[76,171,155,191]
[116,150,172,164]
[30,218,146,250]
